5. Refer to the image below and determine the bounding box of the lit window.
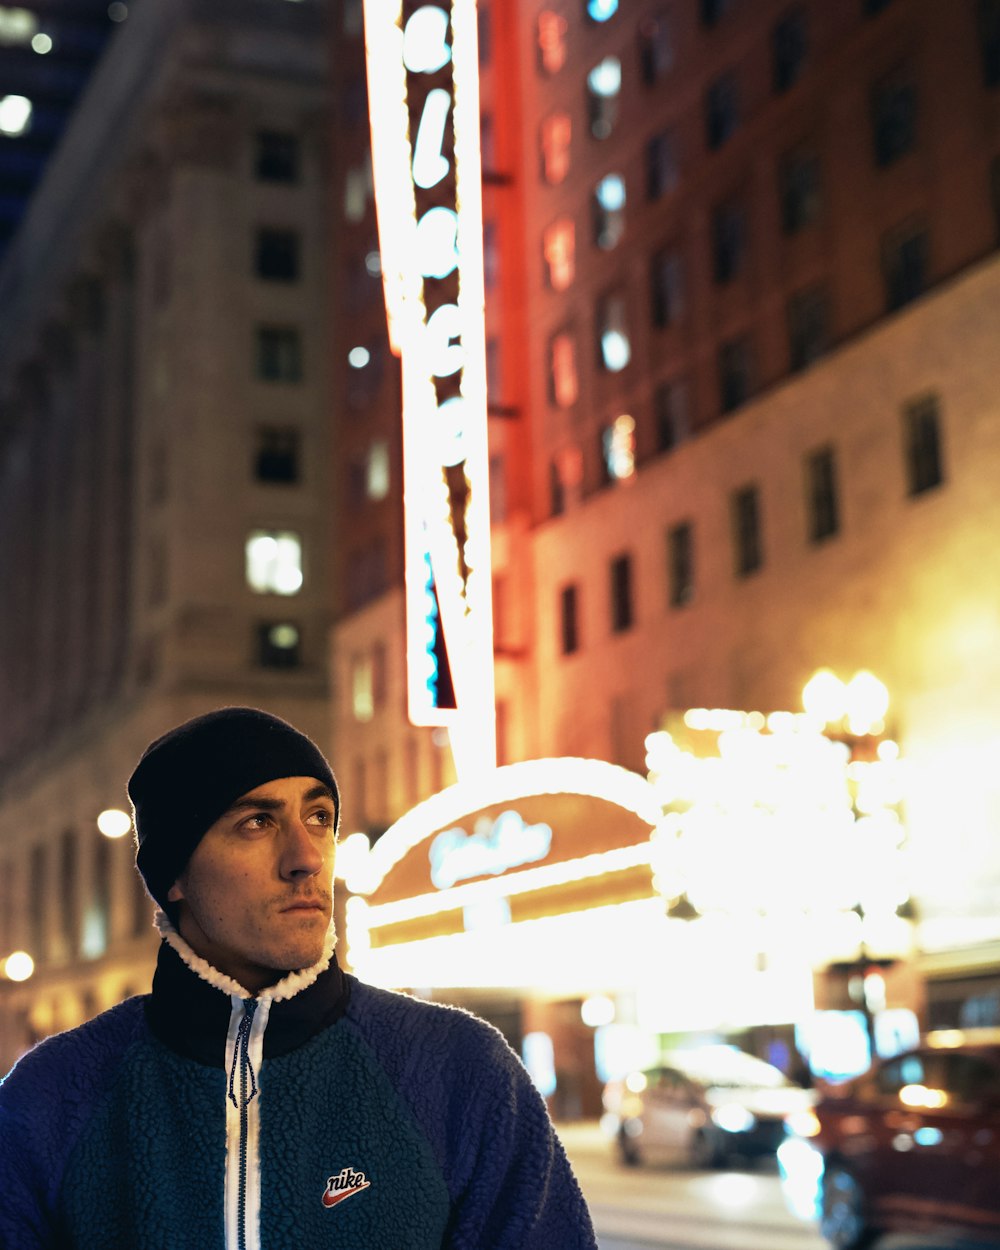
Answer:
[352,655,375,722]
[593,173,626,249]
[602,415,636,482]
[344,159,373,222]
[549,331,579,408]
[258,622,301,669]
[587,56,621,139]
[537,10,568,74]
[0,93,31,137]
[0,8,38,45]
[543,217,575,291]
[541,112,572,184]
[597,290,630,372]
[586,0,618,22]
[366,440,390,500]
[246,530,303,595]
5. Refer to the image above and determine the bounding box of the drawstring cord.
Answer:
[228,999,259,1109]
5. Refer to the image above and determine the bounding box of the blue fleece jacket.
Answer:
[0,931,597,1249]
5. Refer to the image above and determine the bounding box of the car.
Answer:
[604,1044,816,1169]
[778,1031,1000,1249]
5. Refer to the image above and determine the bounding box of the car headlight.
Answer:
[711,1104,756,1134]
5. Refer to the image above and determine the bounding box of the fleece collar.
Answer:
[145,910,350,1067]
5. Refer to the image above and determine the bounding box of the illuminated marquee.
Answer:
[364,0,495,774]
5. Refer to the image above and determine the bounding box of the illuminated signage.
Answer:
[364,0,495,774]
[429,810,554,889]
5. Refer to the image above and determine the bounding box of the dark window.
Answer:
[654,379,691,452]
[483,220,499,288]
[706,73,739,149]
[718,335,754,413]
[779,148,822,234]
[882,223,928,311]
[903,393,945,495]
[255,131,299,183]
[610,553,634,632]
[256,228,300,281]
[639,11,673,84]
[731,484,763,576]
[560,584,580,654]
[978,0,1000,86]
[29,845,47,965]
[255,427,300,485]
[701,0,736,27]
[668,522,694,607]
[647,129,679,199]
[773,9,807,93]
[788,285,830,371]
[59,830,78,958]
[256,326,302,382]
[257,621,302,669]
[712,197,748,284]
[650,246,685,327]
[872,72,916,168]
[550,459,566,516]
[805,446,839,542]
[864,0,893,13]
[478,2,492,64]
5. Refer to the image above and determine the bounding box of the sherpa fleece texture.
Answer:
[0,974,597,1249]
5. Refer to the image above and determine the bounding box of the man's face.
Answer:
[167,776,336,991]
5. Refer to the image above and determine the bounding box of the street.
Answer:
[558,1122,1000,1250]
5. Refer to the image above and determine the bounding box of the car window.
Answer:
[938,1053,1000,1105]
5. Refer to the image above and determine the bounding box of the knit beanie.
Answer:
[130,706,339,910]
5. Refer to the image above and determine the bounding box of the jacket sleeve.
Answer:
[441,1025,598,1250]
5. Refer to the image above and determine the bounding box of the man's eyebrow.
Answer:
[225,783,335,814]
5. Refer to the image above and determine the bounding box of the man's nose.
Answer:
[279,818,325,879]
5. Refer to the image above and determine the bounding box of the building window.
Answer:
[773,8,807,93]
[540,112,572,184]
[597,289,631,372]
[712,196,748,284]
[601,414,637,483]
[256,326,302,382]
[255,228,300,282]
[609,553,634,632]
[639,10,673,83]
[667,522,694,607]
[543,217,575,291]
[344,159,373,222]
[882,221,928,311]
[903,393,944,495]
[706,73,739,150]
[82,836,110,960]
[255,427,300,485]
[701,0,736,26]
[245,530,303,595]
[593,173,626,249]
[255,131,299,183]
[731,484,763,577]
[550,458,566,516]
[787,285,830,371]
[29,844,47,965]
[978,0,1000,87]
[718,335,755,413]
[549,330,579,407]
[654,378,691,452]
[650,245,684,328]
[805,446,839,542]
[257,621,301,668]
[560,584,580,654]
[647,129,679,200]
[872,70,916,168]
[537,10,568,74]
[483,220,499,288]
[587,56,621,139]
[779,148,822,234]
[59,830,78,958]
[586,0,618,22]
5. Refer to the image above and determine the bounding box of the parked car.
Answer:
[605,1044,816,1169]
[778,1031,1000,1249]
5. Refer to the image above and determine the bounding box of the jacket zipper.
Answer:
[224,996,270,1250]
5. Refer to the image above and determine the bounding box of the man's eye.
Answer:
[308,809,334,825]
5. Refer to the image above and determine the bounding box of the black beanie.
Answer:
[130,706,339,910]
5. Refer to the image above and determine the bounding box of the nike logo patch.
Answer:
[322,1166,371,1209]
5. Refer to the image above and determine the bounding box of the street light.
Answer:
[97,808,132,839]
[2,950,34,982]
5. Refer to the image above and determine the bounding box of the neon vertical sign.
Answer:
[364,0,496,776]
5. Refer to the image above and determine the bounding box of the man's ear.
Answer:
[167,879,185,903]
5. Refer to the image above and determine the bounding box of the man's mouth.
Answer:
[280,899,328,913]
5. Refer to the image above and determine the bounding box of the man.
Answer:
[0,707,598,1249]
